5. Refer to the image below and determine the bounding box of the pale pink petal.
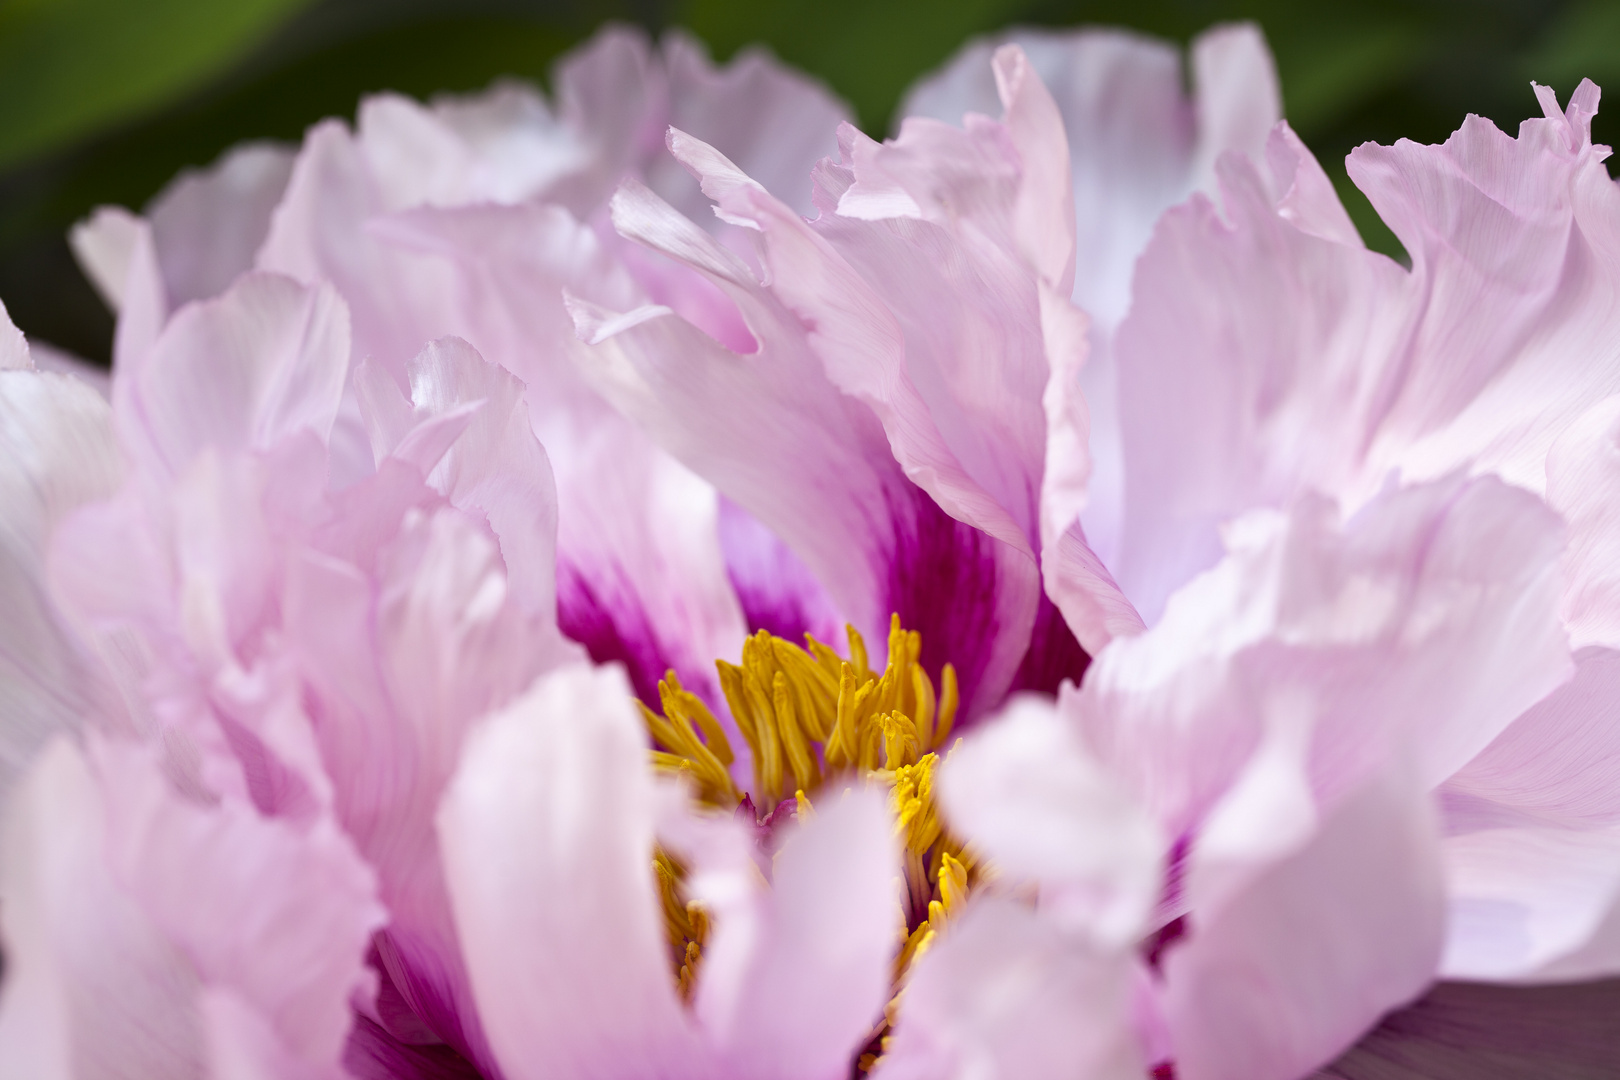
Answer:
[354,86,581,211]
[291,489,570,1070]
[148,142,297,307]
[581,174,1038,716]
[1185,24,1282,190]
[903,22,1278,327]
[1110,125,1411,625]
[1163,769,1445,1080]
[876,898,1145,1080]
[1080,475,1569,846]
[258,120,461,385]
[202,988,349,1080]
[69,205,144,313]
[1346,81,1620,494]
[1445,646,1620,827]
[1440,824,1620,981]
[696,786,900,1080]
[93,737,384,1068]
[360,336,564,620]
[805,53,1064,555]
[903,24,1280,575]
[265,109,749,700]
[615,92,1097,698]
[653,31,849,221]
[1438,647,1620,980]
[26,339,112,399]
[938,694,1161,944]
[1546,395,1620,650]
[437,662,707,1080]
[550,27,849,222]
[123,272,349,477]
[0,358,123,803]
[1037,280,1144,651]
[543,25,663,215]
[0,739,201,1080]
[369,203,746,702]
[110,215,169,380]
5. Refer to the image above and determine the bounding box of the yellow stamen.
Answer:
[639,614,979,1046]
[653,848,708,1001]
[651,620,958,808]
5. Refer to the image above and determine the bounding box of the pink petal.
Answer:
[1346,81,1619,491]
[876,898,1145,1080]
[147,142,297,308]
[202,987,350,1080]
[26,339,112,399]
[652,31,849,222]
[123,272,349,478]
[352,86,580,211]
[938,694,1162,943]
[369,203,747,703]
[291,489,571,1068]
[437,662,707,1080]
[1546,395,1620,650]
[581,175,1039,716]
[696,786,901,1080]
[1110,124,1411,625]
[1163,768,1445,1080]
[802,50,1066,555]
[0,360,123,803]
[0,739,201,1080]
[258,120,461,384]
[1445,646,1620,827]
[1440,823,1620,981]
[93,736,384,1067]
[551,27,849,222]
[1080,475,1570,848]
[1439,648,1620,980]
[902,24,1280,577]
[361,336,565,620]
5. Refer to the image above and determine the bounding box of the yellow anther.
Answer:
[774,671,822,794]
[847,623,871,682]
[677,940,702,1001]
[878,710,920,769]
[655,849,710,1002]
[795,788,814,819]
[912,664,936,750]
[935,663,959,747]
[804,634,846,683]
[890,753,943,856]
[642,687,736,806]
[895,920,936,979]
[938,851,969,916]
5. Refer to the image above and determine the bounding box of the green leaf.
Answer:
[0,0,317,169]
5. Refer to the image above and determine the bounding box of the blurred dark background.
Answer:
[2,0,1616,362]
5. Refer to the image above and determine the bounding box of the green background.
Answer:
[2,0,1615,361]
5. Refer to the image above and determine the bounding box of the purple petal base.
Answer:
[345,1014,484,1080]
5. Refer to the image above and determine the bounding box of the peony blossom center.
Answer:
[644,618,980,1066]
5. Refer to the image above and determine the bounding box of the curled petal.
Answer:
[438,662,706,1080]
[876,898,1144,1080]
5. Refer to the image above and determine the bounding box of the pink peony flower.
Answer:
[888,74,1620,1080]
[3,17,1618,1080]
